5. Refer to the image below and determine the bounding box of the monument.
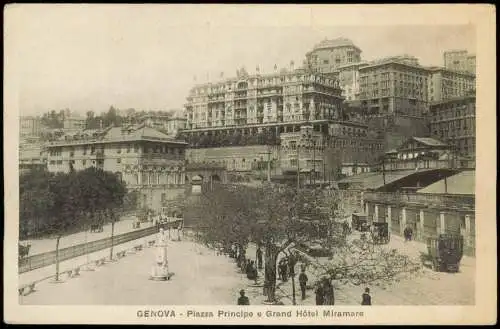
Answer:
[150,228,171,281]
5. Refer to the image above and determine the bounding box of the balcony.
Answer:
[363,191,475,210]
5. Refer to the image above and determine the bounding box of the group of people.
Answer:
[278,257,291,282]
[314,277,335,305]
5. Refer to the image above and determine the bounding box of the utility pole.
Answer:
[382,157,386,186]
[266,147,271,182]
[312,141,316,187]
[296,146,300,191]
[109,209,116,261]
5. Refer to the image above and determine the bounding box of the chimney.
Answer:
[290,60,295,71]
[274,64,278,73]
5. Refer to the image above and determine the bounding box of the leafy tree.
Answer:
[188,184,421,304]
[19,167,127,279]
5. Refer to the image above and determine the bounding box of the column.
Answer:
[401,207,407,234]
[439,212,446,235]
[419,210,425,241]
[365,202,369,216]
[137,171,142,185]
[387,206,392,232]
[374,204,379,223]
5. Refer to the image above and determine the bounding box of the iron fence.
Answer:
[19,226,158,274]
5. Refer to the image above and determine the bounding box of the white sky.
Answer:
[6,5,476,116]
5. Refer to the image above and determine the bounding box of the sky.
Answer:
[6,5,476,116]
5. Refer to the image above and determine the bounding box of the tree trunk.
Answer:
[55,235,61,281]
[263,241,279,303]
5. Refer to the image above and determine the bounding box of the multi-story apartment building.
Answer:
[19,141,48,174]
[184,66,344,131]
[305,37,362,75]
[139,113,172,130]
[45,124,188,210]
[443,50,476,75]
[63,114,86,131]
[20,116,44,137]
[359,55,429,117]
[279,123,384,181]
[427,67,475,103]
[165,114,187,136]
[335,62,369,101]
[429,95,475,159]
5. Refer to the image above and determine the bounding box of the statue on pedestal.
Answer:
[150,228,170,281]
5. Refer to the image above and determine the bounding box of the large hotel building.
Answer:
[181,40,385,179]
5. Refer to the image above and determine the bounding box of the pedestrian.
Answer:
[323,279,335,305]
[237,289,250,305]
[314,283,324,305]
[408,226,413,241]
[298,268,308,300]
[404,226,411,242]
[278,259,285,281]
[256,246,263,270]
[280,259,289,282]
[361,287,372,305]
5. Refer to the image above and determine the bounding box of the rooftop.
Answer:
[417,170,475,195]
[411,137,448,147]
[338,170,418,190]
[312,38,361,52]
[47,124,187,147]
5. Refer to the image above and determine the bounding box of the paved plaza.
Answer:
[20,232,475,305]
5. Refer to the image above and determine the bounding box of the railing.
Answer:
[18,226,158,274]
[363,191,475,210]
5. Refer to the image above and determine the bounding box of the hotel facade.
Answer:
[45,124,188,210]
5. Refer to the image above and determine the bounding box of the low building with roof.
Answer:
[45,124,188,211]
[362,170,475,256]
[380,136,473,171]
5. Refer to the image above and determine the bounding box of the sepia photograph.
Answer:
[4,4,496,325]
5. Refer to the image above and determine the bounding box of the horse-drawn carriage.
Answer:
[426,234,464,272]
[370,222,390,244]
[352,213,370,232]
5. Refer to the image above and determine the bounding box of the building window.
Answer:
[82,160,86,166]
[117,158,121,164]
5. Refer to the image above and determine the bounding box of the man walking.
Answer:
[361,287,372,305]
[237,289,250,305]
[256,246,263,270]
[298,268,309,300]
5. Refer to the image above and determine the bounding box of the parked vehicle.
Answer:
[426,234,464,272]
[295,240,333,258]
[352,213,369,232]
[371,222,390,244]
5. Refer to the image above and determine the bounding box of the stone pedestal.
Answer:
[150,230,170,281]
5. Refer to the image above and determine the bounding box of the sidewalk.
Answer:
[19,232,157,287]
[21,216,153,256]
